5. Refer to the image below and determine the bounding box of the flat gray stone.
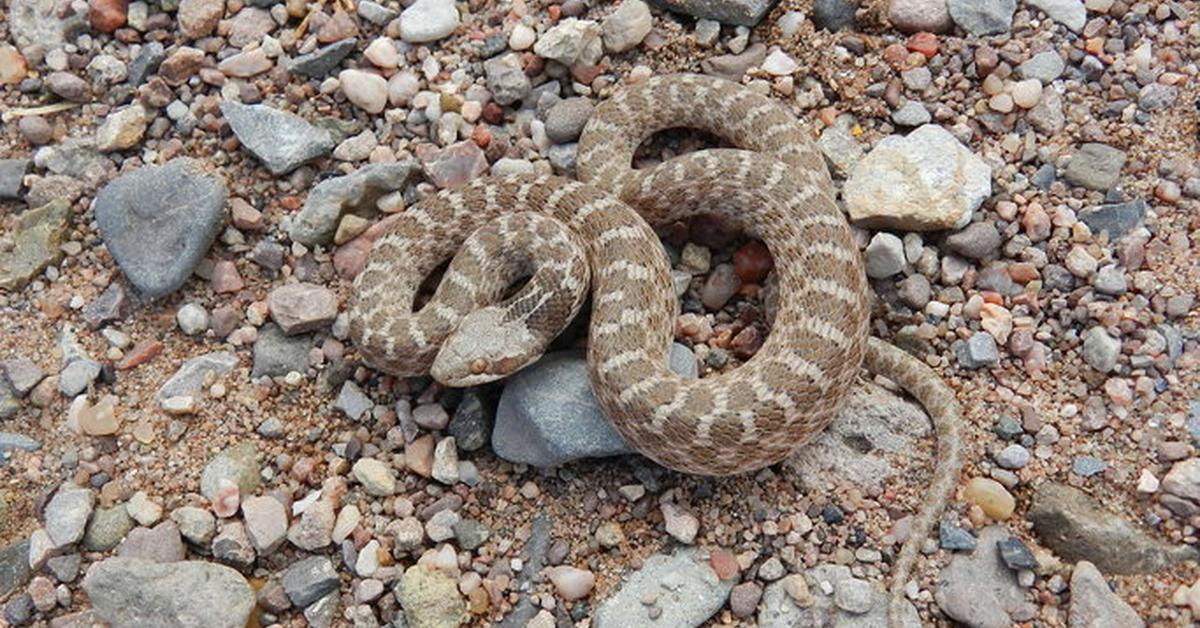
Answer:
[2,357,45,396]
[947,0,1015,35]
[45,485,95,548]
[286,39,357,78]
[1026,0,1085,32]
[156,352,239,401]
[593,549,735,627]
[492,344,697,467]
[82,557,254,628]
[10,0,88,52]
[252,325,312,378]
[0,540,31,600]
[200,442,261,503]
[287,162,419,245]
[1064,143,1126,192]
[220,101,335,175]
[282,556,339,608]
[0,159,30,199]
[83,505,135,552]
[1017,51,1066,83]
[649,0,777,26]
[94,159,228,299]
[1068,561,1144,627]
[1078,199,1145,241]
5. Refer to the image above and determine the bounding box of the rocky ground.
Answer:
[0,0,1198,626]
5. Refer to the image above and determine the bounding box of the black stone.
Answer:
[996,537,1038,570]
[938,522,978,551]
[288,39,358,78]
[813,0,857,31]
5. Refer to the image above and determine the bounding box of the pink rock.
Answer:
[423,141,488,189]
[211,261,245,294]
[213,480,241,518]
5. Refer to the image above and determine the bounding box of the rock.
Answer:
[844,124,991,232]
[94,159,227,299]
[45,485,94,548]
[96,104,147,152]
[83,281,132,329]
[117,522,186,563]
[0,199,70,291]
[1017,50,1066,83]
[423,140,489,188]
[1026,0,1085,32]
[34,137,114,187]
[128,42,165,86]
[267,283,338,334]
[1163,459,1200,503]
[963,477,1014,519]
[661,502,699,544]
[544,98,594,144]
[1068,561,1144,627]
[533,18,603,66]
[0,540,31,600]
[812,0,856,31]
[956,332,1000,369]
[1064,143,1125,191]
[547,566,595,601]
[217,48,272,78]
[701,42,767,80]
[82,557,254,628]
[452,519,490,551]
[178,0,222,38]
[10,0,88,52]
[817,125,863,179]
[730,581,763,617]
[287,498,334,550]
[59,359,101,396]
[1028,483,1199,574]
[1078,199,1145,241]
[996,537,1037,571]
[83,505,134,552]
[172,507,216,546]
[399,0,460,43]
[484,53,531,106]
[431,437,459,485]
[45,71,90,102]
[602,0,652,53]
[287,39,357,78]
[888,0,953,33]
[935,527,1032,628]
[1138,83,1178,113]
[939,522,978,551]
[339,69,388,113]
[650,0,777,26]
[352,458,396,496]
[493,345,696,466]
[282,556,339,608]
[0,46,26,85]
[0,159,30,199]
[176,303,209,336]
[863,232,905,278]
[220,101,334,175]
[125,492,162,527]
[0,432,41,456]
[945,222,1002,260]
[593,549,735,627]
[241,496,288,554]
[891,101,931,127]
[947,0,1015,35]
[156,352,238,401]
[1081,327,1120,373]
[252,325,312,378]
[395,565,467,628]
[995,444,1030,469]
[288,162,418,245]
[784,382,931,495]
[199,443,260,505]
[211,522,255,568]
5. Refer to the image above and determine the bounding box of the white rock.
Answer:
[399,0,460,43]
[547,566,595,601]
[352,458,397,496]
[509,23,536,50]
[762,49,798,76]
[176,302,209,335]
[126,491,163,526]
[534,18,603,66]
[364,37,400,68]
[661,502,699,544]
[601,0,652,53]
[339,69,388,114]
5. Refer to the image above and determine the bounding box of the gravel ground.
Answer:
[1,0,1199,626]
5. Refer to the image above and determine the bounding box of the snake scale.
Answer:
[349,74,964,625]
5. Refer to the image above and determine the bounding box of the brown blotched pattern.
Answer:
[350,74,963,625]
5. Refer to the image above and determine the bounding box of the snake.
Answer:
[348,74,964,625]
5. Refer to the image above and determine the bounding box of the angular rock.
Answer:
[241,496,288,554]
[423,141,488,189]
[117,522,186,563]
[649,0,776,26]
[10,0,88,52]
[947,0,1015,35]
[288,162,419,245]
[211,521,256,568]
[199,442,260,504]
[845,124,991,231]
[935,526,1031,628]
[0,159,30,199]
[533,18,603,66]
[252,325,312,378]
[220,101,335,175]
[0,540,31,600]
[156,352,239,401]
[1064,143,1125,192]
[395,565,468,628]
[1078,199,1145,241]
[287,39,357,78]
[602,0,653,53]
[0,199,70,291]
[81,557,254,628]
[594,549,735,627]
[83,505,135,552]
[484,53,531,106]
[1026,0,1085,32]
[94,159,227,299]
[1068,561,1144,627]
[45,485,95,548]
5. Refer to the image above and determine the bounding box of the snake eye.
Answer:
[470,358,488,374]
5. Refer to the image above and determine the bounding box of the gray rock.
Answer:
[1028,88,1065,134]
[891,101,931,127]
[1081,327,1120,373]
[45,553,81,583]
[547,143,577,174]
[0,433,41,457]
[82,557,254,628]
[0,540,31,600]
[544,98,594,144]
[1028,483,1199,574]
[945,222,1001,260]
[935,527,1032,628]
[452,518,491,551]
[863,232,905,279]
[117,522,186,563]
[1068,561,1144,628]
[0,159,30,199]
[199,442,261,503]
[1064,143,1125,191]
[398,0,460,43]
[33,138,115,187]
[593,549,735,627]
[4,593,33,625]
[484,53,531,106]
[759,563,920,627]
[956,332,999,369]
[1092,265,1127,296]
[94,159,228,299]
[1078,199,1145,240]
[448,389,491,452]
[701,42,767,80]
[304,590,339,628]
[83,281,132,329]
[0,199,70,291]
[1138,83,1178,113]
[649,0,776,26]
[335,381,372,421]
[45,485,95,548]
[83,505,135,552]
[282,556,340,608]
[997,537,1037,570]
[492,344,697,467]
[3,357,45,396]
[220,101,335,175]
[812,0,857,31]
[252,325,312,378]
[785,382,930,495]
[128,41,165,86]
[9,0,87,52]
[1026,0,1085,32]
[995,444,1030,469]
[947,0,1015,35]
[1017,50,1066,83]
[58,359,101,396]
[211,522,256,569]
[287,39,357,78]
[1072,456,1107,478]
[156,352,239,401]
[288,162,419,245]
[171,507,216,546]
[939,522,978,551]
[357,1,397,24]
[817,125,863,179]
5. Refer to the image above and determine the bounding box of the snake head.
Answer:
[430,307,548,387]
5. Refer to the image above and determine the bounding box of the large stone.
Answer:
[759,564,920,627]
[1026,0,1085,32]
[947,0,1015,35]
[1027,483,1198,574]
[594,549,735,627]
[493,344,697,467]
[0,199,69,291]
[94,159,228,299]
[1068,561,1144,627]
[935,526,1033,628]
[398,0,460,43]
[45,485,95,548]
[1063,143,1125,191]
[395,565,467,628]
[649,0,777,26]
[82,557,254,628]
[220,101,335,175]
[156,352,239,401]
[844,124,991,232]
[287,162,419,245]
[0,540,31,600]
[10,0,88,53]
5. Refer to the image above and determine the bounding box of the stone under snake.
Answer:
[349,74,964,625]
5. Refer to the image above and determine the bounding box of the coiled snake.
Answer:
[349,74,964,625]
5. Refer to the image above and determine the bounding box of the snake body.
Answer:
[349,74,963,625]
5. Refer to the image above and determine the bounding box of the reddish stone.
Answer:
[482,102,504,125]
[906,32,938,58]
[471,125,491,148]
[211,261,245,293]
[90,0,128,33]
[709,549,739,581]
[159,47,206,86]
[881,43,909,66]
[279,195,302,211]
[569,63,603,85]
[335,214,402,280]
[547,4,561,21]
[731,326,762,360]
[1007,263,1039,284]
[733,241,774,284]
[117,340,163,369]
